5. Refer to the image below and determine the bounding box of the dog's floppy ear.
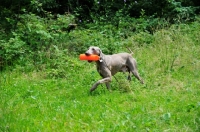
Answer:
[99,49,102,56]
[95,47,101,56]
[98,49,103,62]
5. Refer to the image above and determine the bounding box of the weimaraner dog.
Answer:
[85,46,144,92]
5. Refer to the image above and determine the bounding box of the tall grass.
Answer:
[0,21,200,131]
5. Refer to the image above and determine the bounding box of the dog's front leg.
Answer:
[90,77,112,92]
[105,82,111,91]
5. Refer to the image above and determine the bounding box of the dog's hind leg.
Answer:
[127,72,131,81]
[131,70,144,84]
[127,58,144,84]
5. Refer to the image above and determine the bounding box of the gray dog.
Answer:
[85,46,144,92]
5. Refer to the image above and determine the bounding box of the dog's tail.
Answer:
[126,47,134,55]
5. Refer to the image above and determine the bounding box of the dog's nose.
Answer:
[85,52,90,56]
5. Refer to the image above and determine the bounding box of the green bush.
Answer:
[0,32,26,67]
[67,27,123,54]
[0,13,75,70]
[45,45,82,79]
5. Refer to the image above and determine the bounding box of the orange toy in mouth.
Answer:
[79,54,100,61]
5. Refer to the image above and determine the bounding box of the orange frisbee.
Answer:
[79,54,100,61]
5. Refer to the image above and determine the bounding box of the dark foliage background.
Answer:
[1,0,200,23]
[0,0,199,72]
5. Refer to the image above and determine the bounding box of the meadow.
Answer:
[1,21,200,131]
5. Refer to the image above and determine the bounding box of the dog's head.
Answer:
[85,46,102,62]
[85,46,101,56]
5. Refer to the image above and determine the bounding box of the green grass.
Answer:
[1,22,200,131]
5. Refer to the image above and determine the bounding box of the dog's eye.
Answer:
[92,48,95,50]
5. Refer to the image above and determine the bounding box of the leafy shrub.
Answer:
[0,32,26,67]
[124,31,155,48]
[67,27,123,54]
[45,45,82,78]
[166,0,197,23]
[0,12,76,70]
[17,13,53,49]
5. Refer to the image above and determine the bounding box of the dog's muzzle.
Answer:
[85,53,93,63]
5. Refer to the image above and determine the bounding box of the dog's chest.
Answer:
[96,63,112,77]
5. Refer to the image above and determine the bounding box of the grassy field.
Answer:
[1,22,200,131]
